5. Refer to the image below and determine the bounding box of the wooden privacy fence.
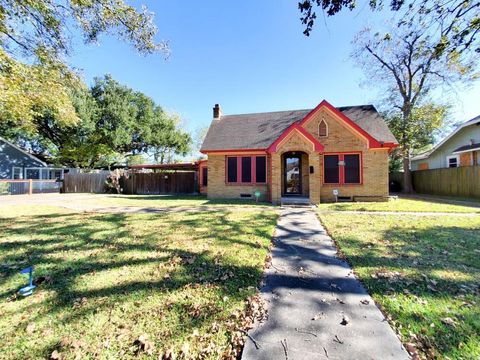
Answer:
[413,166,480,199]
[122,172,196,195]
[63,173,109,193]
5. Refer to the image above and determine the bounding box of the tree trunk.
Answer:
[403,156,413,193]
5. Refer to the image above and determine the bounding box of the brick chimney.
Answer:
[213,104,222,119]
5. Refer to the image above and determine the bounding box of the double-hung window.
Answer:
[323,153,362,185]
[226,155,267,184]
[447,155,459,168]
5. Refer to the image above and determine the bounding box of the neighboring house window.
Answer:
[447,155,459,168]
[12,167,23,179]
[202,167,208,186]
[25,168,40,179]
[318,120,328,137]
[324,153,362,184]
[226,155,267,184]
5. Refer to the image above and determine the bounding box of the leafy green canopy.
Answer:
[1,75,191,168]
[385,103,449,172]
[0,0,165,128]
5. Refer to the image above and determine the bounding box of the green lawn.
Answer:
[0,205,277,359]
[83,194,272,208]
[317,197,480,213]
[319,213,480,359]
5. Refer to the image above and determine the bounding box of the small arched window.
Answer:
[318,119,328,137]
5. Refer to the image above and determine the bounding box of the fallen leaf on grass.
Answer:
[133,334,154,355]
[440,317,456,327]
[72,297,87,308]
[50,350,62,360]
[160,347,176,360]
[404,342,418,357]
[26,323,35,335]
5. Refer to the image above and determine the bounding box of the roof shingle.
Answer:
[201,105,397,151]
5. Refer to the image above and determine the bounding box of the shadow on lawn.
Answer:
[107,194,271,206]
[334,224,480,358]
[0,210,276,357]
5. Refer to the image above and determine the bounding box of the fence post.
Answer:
[28,179,33,195]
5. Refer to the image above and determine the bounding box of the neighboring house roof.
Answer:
[452,142,480,155]
[412,114,480,161]
[201,103,397,152]
[0,136,47,166]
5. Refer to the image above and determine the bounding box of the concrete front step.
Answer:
[280,196,311,206]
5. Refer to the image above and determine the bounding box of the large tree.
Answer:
[384,103,450,174]
[1,75,191,168]
[352,14,478,192]
[298,0,480,55]
[0,0,166,129]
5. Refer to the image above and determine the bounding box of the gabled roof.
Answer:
[200,102,397,152]
[412,114,480,161]
[0,136,47,166]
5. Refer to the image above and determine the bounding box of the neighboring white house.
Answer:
[411,115,480,170]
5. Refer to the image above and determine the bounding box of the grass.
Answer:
[0,205,277,359]
[317,197,480,213]
[319,213,480,359]
[81,194,272,208]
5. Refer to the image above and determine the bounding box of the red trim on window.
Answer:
[252,156,257,183]
[322,152,363,186]
[198,160,208,191]
[225,155,267,185]
[236,157,242,182]
[267,124,324,153]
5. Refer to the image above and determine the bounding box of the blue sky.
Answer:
[69,0,479,141]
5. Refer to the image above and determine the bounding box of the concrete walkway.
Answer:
[242,208,409,360]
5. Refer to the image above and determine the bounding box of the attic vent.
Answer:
[240,193,252,198]
[319,119,328,137]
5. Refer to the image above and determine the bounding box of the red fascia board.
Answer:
[299,99,383,149]
[201,148,267,154]
[267,124,324,153]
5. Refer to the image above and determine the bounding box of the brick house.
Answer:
[200,100,398,204]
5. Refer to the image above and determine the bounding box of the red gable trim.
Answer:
[267,123,324,153]
[299,100,386,149]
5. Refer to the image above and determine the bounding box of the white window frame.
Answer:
[24,167,65,179]
[446,155,459,168]
[12,166,23,179]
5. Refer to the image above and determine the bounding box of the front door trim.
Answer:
[283,153,302,196]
